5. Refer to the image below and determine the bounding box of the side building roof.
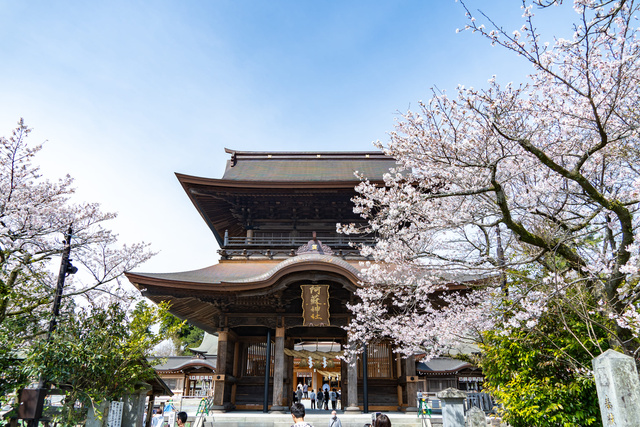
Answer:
[416,358,479,376]
[189,332,218,356]
[150,356,217,373]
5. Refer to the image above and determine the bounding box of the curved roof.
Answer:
[416,358,475,374]
[126,253,364,292]
[126,254,366,334]
[150,356,216,372]
[189,332,218,356]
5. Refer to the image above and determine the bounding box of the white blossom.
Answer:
[340,0,640,359]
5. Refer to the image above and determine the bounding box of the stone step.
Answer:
[186,413,442,427]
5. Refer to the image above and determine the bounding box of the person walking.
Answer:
[296,386,303,404]
[323,389,330,410]
[310,389,317,409]
[329,410,342,427]
[303,383,309,398]
[330,388,337,410]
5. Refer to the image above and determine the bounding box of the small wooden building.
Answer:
[153,357,216,398]
[415,358,484,396]
[127,149,457,413]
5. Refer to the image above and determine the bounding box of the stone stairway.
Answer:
[187,412,442,427]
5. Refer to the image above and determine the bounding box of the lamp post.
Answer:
[47,226,78,338]
[30,226,78,426]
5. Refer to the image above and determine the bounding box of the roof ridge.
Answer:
[224,147,392,161]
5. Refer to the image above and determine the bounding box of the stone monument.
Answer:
[437,388,467,427]
[466,406,486,427]
[593,349,640,426]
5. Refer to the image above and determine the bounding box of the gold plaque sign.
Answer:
[301,284,330,326]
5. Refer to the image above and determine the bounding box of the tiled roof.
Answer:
[416,358,473,373]
[150,356,217,372]
[221,150,396,182]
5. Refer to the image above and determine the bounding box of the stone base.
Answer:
[210,405,229,413]
[344,405,361,413]
[404,406,418,413]
[269,406,287,414]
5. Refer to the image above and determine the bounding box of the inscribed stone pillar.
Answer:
[121,383,151,427]
[344,355,360,412]
[593,349,640,426]
[405,355,418,412]
[437,388,466,427]
[85,401,110,427]
[271,327,286,413]
[466,406,487,427]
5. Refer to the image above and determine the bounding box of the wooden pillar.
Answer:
[396,352,403,409]
[340,350,348,410]
[144,395,155,427]
[263,329,272,413]
[404,355,418,413]
[231,341,240,405]
[363,344,369,413]
[271,326,286,412]
[285,337,295,407]
[212,330,235,411]
[344,355,360,412]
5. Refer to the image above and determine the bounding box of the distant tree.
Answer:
[23,301,175,425]
[159,313,205,356]
[340,0,640,414]
[153,339,179,357]
[0,120,156,417]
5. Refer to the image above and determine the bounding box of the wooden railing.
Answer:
[222,235,375,248]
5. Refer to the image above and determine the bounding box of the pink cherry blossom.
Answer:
[341,0,640,361]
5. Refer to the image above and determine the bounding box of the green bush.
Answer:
[479,308,609,427]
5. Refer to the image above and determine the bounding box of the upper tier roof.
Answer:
[175,149,397,244]
[222,148,396,182]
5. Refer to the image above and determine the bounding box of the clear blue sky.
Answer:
[0,1,572,273]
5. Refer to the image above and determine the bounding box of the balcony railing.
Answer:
[222,235,375,248]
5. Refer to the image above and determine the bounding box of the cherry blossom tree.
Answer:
[342,0,640,369]
[0,119,155,401]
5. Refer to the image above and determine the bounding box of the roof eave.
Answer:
[176,172,385,189]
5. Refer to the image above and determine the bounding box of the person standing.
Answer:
[291,402,314,427]
[176,411,188,427]
[330,388,337,410]
[316,388,323,409]
[151,408,163,427]
[303,383,309,398]
[323,389,329,410]
[374,413,391,427]
[328,410,342,427]
[296,386,303,404]
[310,389,317,409]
